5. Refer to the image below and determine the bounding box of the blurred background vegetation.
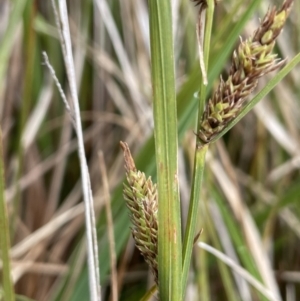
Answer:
[0,0,299,300]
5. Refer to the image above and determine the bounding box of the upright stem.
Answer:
[182,0,214,297]
[182,144,208,296]
[149,0,182,300]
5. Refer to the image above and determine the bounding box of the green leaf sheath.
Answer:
[149,0,182,300]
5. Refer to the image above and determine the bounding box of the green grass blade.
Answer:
[149,0,182,299]
[0,128,15,301]
[182,144,208,296]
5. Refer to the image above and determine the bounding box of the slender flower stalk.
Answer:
[120,142,158,284]
[198,0,294,143]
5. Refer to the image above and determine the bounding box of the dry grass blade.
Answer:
[207,148,282,300]
[45,1,102,300]
[195,3,208,85]
[208,201,252,300]
[10,198,105,260]
[21,78,53,150]
[198,242,281,301]
[94,0,151,131]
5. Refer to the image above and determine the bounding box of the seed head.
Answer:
[120,142,159,284]
[198,0,293,143]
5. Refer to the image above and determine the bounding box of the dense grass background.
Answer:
[0,0,299,300]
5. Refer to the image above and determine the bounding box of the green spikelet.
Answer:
[198,0,294,143]
[120,142,158,284]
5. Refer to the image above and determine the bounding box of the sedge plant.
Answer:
[121,0,300,300]
[0,0,298,300]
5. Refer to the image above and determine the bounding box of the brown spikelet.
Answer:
[198,0,293,143]
[120,142,159,284]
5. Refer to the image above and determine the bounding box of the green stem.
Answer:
[140,285,157,301]
[149,0,182,300]
[0,128,15,301]
[182,144,208,296]
[182,0,215,297]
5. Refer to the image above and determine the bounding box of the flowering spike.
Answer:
[198,0,293,143]
[120,142,159,284]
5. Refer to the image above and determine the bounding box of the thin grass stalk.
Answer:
[198,242,280,301]
[182,145,207,290]
[0,128,15,301]
[148,0,182,299]
[182,0,214,297]
[56,2,101,300]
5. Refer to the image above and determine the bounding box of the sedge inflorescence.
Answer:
[198,0,293,144]
[120,142,159,284]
